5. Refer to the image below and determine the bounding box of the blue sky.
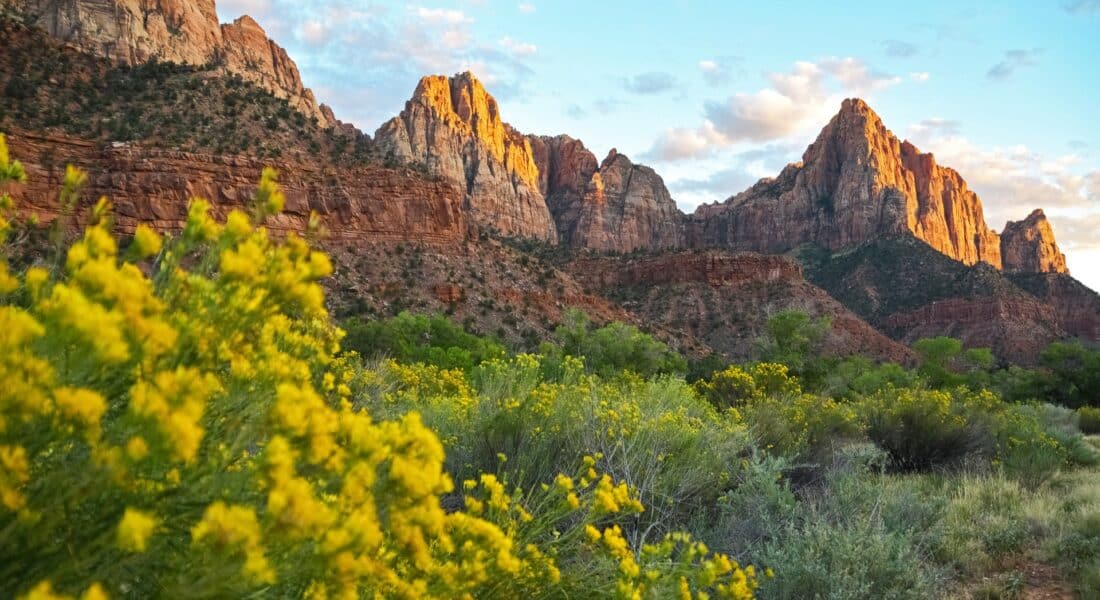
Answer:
[215,0,1100,289]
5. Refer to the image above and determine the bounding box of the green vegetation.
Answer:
[342,311,507,370]
[539,309,688,378]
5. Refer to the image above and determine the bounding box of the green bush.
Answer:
[1079,406,1100,434]
[341,311,506,370]
[859,388,997,472]
[751,521,940,600]
[541,309,687,378]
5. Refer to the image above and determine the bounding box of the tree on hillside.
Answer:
[757,309,831,388]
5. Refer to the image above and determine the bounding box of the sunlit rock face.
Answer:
[374,72,557,242]
[19,0,332,125]
[1001,209,1069,274]
[689,98,1005,268]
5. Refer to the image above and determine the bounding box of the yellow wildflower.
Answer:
[117,508,157,552]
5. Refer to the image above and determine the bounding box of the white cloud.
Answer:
[298,20,326,44]
[499,36,537,57]
[415,7,473,25]
[907,117,960,138]
[909,71,930,82]
[647,57,902,161]
[698,56,741,87]
[518,2,536,13]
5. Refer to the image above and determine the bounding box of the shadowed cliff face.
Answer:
[527,137,684,251]
[16,0,333,125]
[689,99,1004,268]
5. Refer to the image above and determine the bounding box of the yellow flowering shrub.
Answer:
[0,139,760,599]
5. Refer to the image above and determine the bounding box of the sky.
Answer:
[214,0,1100,290]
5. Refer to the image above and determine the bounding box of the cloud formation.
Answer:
[215,1,540,129]
[987,48,1043,80]
[881,39,919,58]
[698,56,742,86]
[499,36,537,57]
[646,57,901,161]
[622,72,677,95]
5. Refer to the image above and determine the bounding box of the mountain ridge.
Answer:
[3,3,1097,365]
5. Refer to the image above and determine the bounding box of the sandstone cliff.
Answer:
[689,99,1003,267]
[3,128,466,243]
[527,136,683,251]
[373,72,556,242]
[1001,209,1069,274]
[18,0,332,125]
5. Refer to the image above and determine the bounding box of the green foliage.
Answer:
[912,336,995,389]
[341,311,506,370]
[1079,406,1100,435]
[757,309,831,387]
[819,356,918,399]
[541,309,687,378]
[1038,341,1100,409]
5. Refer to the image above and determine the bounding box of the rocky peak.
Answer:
[690,98,1005,267]
[1001,209,1069,274]
[20,0,332,125]
[374,72,555,241]
[571,148,684,251]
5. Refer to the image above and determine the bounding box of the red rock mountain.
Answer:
[15,0,333,125]
[373,73,556,242]
[1001,209,1069,274]
[690,99,1013,269]
[374,73,687,249]
[527,136,684,251]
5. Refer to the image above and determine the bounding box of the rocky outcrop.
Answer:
[689,99,1003,267]
[801,235,1084,364]
[3,128,466,243]
[1001,209,1068,274]
[568,250,915,364]
[527,134,598,237]
[882,296,1063,364]
[374,72,556,242]
[527,137,683,250]
[18,0,332,125]
[1007,272,1100,343]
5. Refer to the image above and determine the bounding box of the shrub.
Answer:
[859,388,997,472]
[341,311,506,370]
[751,521,939,600]
[1079,406,1100,435]
[541,309,687,379]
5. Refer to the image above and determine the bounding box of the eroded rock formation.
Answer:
[527,138,683,250]
[568,250,916,364]
[17,0,332,125]
[690,99,1003,267]
[1001,209,1069,274]
[374,72,556,241]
